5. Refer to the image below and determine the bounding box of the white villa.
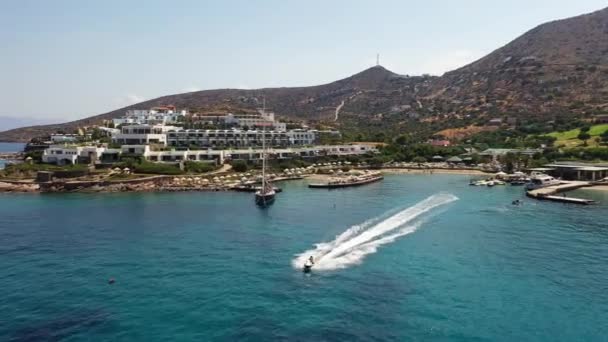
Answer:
[42,145,107,165]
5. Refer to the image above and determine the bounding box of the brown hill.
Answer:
[428,7,608,119]
[2,7,608,142]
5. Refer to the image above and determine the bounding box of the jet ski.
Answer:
[303,256,315,273]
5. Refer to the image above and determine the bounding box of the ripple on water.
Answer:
[0,175,607,341]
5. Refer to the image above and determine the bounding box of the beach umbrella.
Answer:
[446,156,462,163]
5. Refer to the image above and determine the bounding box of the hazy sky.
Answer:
[1,0,606,122]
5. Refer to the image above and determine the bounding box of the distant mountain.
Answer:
[2,7,608,142]
[0,116,57,132]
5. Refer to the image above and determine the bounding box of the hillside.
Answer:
[427,7,608,119]
[2,7,608,142]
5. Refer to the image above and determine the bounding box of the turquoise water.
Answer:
[1,174,607,341]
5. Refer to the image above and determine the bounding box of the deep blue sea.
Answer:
[1,174,607,341]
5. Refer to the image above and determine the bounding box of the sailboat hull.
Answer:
[255,192,275,207]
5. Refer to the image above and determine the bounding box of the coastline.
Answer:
[3,170,606,193]
[381,168,490,176]
[584,185,608,191]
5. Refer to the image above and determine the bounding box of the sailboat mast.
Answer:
[261,97,266,190]
[262,123,266,189]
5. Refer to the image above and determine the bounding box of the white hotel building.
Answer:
[112,106,187,126]
[114,144,377,164]
[191,110,287,131]
[166,128,315,148]
[111,124,179,145]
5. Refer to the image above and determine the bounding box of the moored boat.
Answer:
[308,173,383,189]
[525,174,561,190]
[254,104,276,207]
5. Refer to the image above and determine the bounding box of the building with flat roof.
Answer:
[42,145,106,165]
[113,106,187,126]
[112,144,378,165]
[190,109,287,131]
[166,128,316,148]
[112,124,179,146]
[543,162,608,181]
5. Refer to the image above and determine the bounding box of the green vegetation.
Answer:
[378,144,467,162]
[601,130,608,143]
[184,161,216,173]
[132,161,183,175]
[269,158,311,172]
[1,163,88,179]
[231,160,248,172]
[545,123,608,148]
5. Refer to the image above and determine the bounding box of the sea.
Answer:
[1,174,607,341]
[0,142,25,170]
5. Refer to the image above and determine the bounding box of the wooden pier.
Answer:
[526,181,596,205]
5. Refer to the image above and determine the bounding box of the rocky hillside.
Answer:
[2,7,608,142]
[426,7,608,121]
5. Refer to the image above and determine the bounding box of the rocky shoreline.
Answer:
[0,174,307,194]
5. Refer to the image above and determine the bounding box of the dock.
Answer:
[308,175,384,189]
[526,181,596,205]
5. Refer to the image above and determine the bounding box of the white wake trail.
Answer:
[292,193,458,271]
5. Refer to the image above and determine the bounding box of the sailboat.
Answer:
[255,108,276,207]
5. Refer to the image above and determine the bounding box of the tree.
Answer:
[578,131,591,145]
[601,130,608,144]
[412,156,427,164]
[232,160,248,172]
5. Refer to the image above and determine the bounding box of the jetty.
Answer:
[308,174,383,189]
[526,181,596,205]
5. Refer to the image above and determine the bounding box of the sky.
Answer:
[1,0,607,123]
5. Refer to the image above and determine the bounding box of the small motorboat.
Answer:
[303,256,315,273]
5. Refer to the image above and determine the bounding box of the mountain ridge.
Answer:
[2,6,608,142]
